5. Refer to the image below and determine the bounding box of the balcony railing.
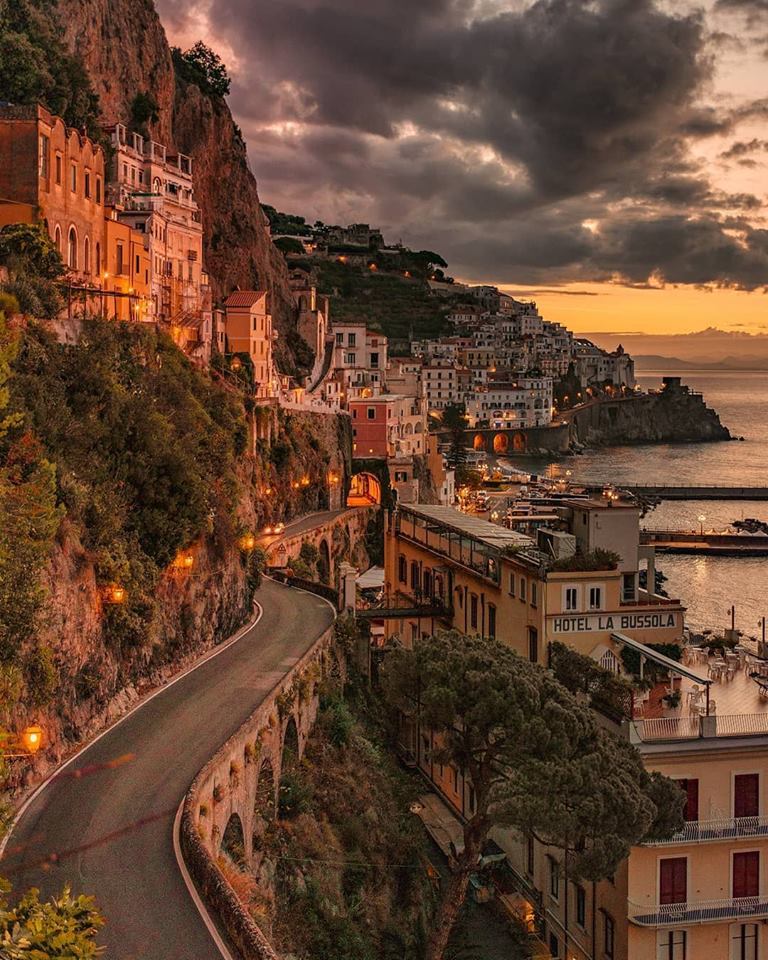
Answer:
[632,713,768,742]
[629,896,768,926]
[645,815,768,845]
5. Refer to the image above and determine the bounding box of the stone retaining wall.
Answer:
[179,618,338,959]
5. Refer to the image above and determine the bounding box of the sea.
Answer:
[502,370,768,634]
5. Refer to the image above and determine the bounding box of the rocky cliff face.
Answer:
[54,0,299,372]
[570,386,731,447]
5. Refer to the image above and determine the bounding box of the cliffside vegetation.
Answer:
[0,0,102,138]
[222,680,437,960]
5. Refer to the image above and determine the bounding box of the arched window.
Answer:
[83,236,91,274]
[53,225,62,253]
[67,226,78,269]
[95,242,101,276]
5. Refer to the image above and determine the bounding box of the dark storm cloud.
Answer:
[715,0,768,14]
[157,0,768,289]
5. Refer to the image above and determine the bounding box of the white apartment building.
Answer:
[465,376,554,429]
[331,322,388,397]
[107,124,206,327]
[423,358,460,411]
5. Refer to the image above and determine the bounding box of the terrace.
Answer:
[627,637,768,744]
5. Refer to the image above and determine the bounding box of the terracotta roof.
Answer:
[225,290,267,307]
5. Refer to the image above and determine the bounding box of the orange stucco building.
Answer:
[0,104,105,285]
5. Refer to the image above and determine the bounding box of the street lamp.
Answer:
[698,514,706,536]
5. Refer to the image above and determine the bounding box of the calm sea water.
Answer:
[508,371,768,632]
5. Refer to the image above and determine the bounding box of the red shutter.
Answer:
[735,774,760,818]
[675,779,699,822]
[733,852,760,899]
[660,858,687,905]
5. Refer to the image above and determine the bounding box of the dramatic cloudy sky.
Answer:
[157,0,768,335]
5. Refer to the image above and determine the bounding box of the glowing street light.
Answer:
[105,584,127,604]
[21,724,44,755]
[239,533,256,552]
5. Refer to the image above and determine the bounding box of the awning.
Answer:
[611,632,712,686]
[356,566,385,590]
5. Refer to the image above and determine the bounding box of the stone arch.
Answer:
[347,472,381,506]
[513,432,527,452]
[251,758,276,863]
[473,434,486,451]
[67,225,78,270]
[53,224,62,254]
[282,716,300,771]
[220,812,246,866]
[318,538,331,584]
[493,433,509,455]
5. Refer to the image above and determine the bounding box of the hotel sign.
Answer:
[551,612,679,634]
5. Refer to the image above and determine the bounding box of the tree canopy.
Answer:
[0,223,65,317]
[172,41,231,98]
[0,0,102,139]
[440,402,469,469]
[382,631,683,959]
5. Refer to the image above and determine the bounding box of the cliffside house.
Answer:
[223,290,277,399]
[0,103,106,313]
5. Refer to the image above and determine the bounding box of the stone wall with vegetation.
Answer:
[1,316,353,779]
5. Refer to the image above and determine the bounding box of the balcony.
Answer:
[645,815,768,846]
[629,895,768,927]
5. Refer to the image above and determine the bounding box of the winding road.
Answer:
[2,574,335,959]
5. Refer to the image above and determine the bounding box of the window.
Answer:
[83,237,90,274]
[54,225,62,253]
[470,595,478,630]
[603,913,615,959]
[84,171,91,199]
[508,572,515,597]
[549,933,559,959]
[530,581,538,608]
[67,226,77,269]
[575,884,586,928]
[398,555,407,584]
[733,852,760,899]
[347,332,356,346]
[336,332,343,345]
[526,837,535,875]
[410,561,419,591]
[55,153,62,185]
[116,242,125,276]
[367,407,376,420]
[565,586,578,611]
[345,352,356,364]
[659,858,687,905]
[657,930,687,960]
[487,604,496,639]
[38,134,49,178]
[548,857,560,900]
[95,242,101,275]
[70,163,77,192]
[735,774,760,818]
[519,577,527,602]
[370,352,379,368]
[589,586,602,610]
[675,779,699,822]
[95,176,102,204]
[730,923,758,960]
[622,572,636,602]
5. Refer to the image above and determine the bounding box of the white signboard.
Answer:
[550,612,678,634]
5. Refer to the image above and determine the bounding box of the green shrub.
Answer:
[23,643,57,706]
[321,697,354,747]
[550,548,621,572]
[278,769,313,818]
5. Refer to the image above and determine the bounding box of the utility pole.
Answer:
[759,617,766,660]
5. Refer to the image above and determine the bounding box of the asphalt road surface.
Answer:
[2,577,335,959]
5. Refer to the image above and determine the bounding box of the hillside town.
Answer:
[0,103,636,509]
[0,24,760,960]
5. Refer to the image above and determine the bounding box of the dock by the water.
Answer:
[641,530,768,556]
[626,485,768,501]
